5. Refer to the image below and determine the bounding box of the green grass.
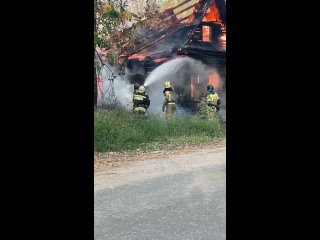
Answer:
[94,109,225,152]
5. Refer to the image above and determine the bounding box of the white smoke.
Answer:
[144,57,220,115]
[97,57,225,118]
[98,64,133,110]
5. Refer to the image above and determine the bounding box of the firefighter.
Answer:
[133,85,150,115]
[206,84,220,120]
[133,83,140,94]
[162,81,176,119]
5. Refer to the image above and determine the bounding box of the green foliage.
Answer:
[196,96,222,122]
[94,109,224,152]
[94,0,165,61]
[196,97,209,119]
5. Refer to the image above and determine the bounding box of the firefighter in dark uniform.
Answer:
[162,81,176,119]
[133,83,140,94]
[207,84,220,120]
[133,85,150,115]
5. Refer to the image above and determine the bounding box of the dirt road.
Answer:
[94,139,225,172]
[94,145,226,240]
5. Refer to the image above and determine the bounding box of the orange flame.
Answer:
[203,1,221,22]
[190,82,194,98]
[208,72,221,92]
[185,1,221,24]
[128,51,164,61]
[202,25,211,42]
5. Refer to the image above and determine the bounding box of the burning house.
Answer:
[124,0,226,109]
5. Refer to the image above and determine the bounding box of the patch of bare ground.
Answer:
[94,138,225,172]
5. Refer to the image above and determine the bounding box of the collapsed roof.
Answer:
[126,0,226,56]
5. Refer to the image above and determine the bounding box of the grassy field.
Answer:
[94,109,225,152]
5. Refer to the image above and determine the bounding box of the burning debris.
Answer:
[126,0,225,108]
[144,56,221,114]
[96,0,226,116]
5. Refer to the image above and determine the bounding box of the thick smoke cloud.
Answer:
[97,57,224,119]
[144,57,221,115]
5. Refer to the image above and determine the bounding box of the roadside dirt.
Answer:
[94,138,226,173]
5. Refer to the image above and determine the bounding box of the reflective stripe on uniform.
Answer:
[133,95,146,101]
[133,107,147,112]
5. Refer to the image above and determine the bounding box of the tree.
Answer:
[94,0,164,60]
[94,0,164,105]
[94,0,135,106]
